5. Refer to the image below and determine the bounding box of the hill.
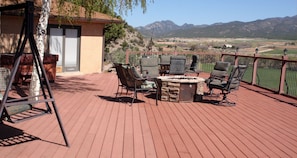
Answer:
[136,16,297,40]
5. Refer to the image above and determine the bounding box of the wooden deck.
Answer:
[1,72,297,158]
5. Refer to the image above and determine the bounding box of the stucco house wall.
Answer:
[79,22,105,73]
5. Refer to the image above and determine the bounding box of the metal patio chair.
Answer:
[169,56,186,75]
[205,61,231,94]
[208,65,247,106]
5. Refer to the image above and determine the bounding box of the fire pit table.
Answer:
[157,76,205,102]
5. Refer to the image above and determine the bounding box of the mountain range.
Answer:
[135,15,297,40]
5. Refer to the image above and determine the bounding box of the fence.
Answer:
[125,51,297,98]
[221,53,297,97]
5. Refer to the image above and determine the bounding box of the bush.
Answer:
[109,50,126,64]
[121,40,129,51]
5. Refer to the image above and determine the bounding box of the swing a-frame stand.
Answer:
[0,1,69,147]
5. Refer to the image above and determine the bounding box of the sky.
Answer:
[121,0,297,27]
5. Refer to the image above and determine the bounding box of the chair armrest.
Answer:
[209,74,227,81]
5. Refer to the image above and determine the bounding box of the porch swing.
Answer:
[0,1,69,147]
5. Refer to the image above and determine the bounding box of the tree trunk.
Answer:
[29,0,51,101]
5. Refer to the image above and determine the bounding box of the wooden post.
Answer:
[125,50,130,64]
[279,55,288,94]
[252,54,259,85]
[220,54,225,62]
[234,52,239,66]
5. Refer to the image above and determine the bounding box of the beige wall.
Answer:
[80,36,103,73]
[79,22,105,73]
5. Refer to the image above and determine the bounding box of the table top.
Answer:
[157,75,205,83]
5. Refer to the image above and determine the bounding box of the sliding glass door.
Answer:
[49,25,80,72]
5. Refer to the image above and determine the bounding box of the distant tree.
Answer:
[147,37,154,51]
[158,47,163,52]
[121,40,129,51]
[104,20,126,46]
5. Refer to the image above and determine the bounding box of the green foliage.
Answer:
[104,21,126,45]
[121,40,129,51]
[126,25,136,33]
[108,49,126,63]
[147,37,154,51]
[158,47,163,52]
[58,0,150,18]
[129,54,140,66]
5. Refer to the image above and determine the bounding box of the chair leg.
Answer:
[130,90,137,106]
[205,88,218,97]
[155,87,158,106]
[218,93,236,106]
[116,80,120,98]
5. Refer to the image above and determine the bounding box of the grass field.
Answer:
[263,49,297,55]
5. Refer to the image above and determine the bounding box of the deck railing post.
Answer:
[279,55,288,94]
[220,54,225,62]
[125,50,130,64]
[234,51,239,66]
[252,53,259,85]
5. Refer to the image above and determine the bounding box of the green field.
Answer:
[262,49,297,55]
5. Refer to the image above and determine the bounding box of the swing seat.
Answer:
[0,93,29,114]
[5,104,32,116]
[1,94,50,123]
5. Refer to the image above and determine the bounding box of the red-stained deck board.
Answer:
[1,72,297,158]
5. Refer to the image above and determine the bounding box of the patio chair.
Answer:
[169,56,186,75]
[140,57,160,79]
[208,65,247,106]
[116,64,158,106]
[205,61,231,94]
[114,63,129,96]
[185,55,202,76]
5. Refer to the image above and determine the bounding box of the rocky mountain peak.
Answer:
[135,15,297,40]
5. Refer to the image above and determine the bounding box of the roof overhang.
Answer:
[0,0,122,24]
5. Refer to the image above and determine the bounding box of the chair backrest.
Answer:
[206,61,230,86]
[225,65,247,92]
[159,55,171,65]
[189,55,199,71]
[210,61,231,78]
[117,64,136,88]
[140,57,159,78]
[114,63,128,86]
[116,64,146,89]
[169,56,186,75]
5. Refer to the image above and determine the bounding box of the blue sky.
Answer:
[121,0,297,27]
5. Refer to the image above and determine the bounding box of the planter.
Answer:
[0,53,58,84]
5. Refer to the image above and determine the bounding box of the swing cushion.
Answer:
[5,104,32,116]
[0,93,32,116]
